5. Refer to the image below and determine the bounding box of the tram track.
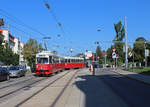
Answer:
[51,69,78,107]
[0,77,48,100]
[0,78,34,90]
[15,69,77,107]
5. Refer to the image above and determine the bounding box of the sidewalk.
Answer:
[113,68,150,85]
[20,68,127,107]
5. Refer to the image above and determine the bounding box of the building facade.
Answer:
[0,29,24,64]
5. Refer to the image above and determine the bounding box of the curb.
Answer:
[111,70,150,86]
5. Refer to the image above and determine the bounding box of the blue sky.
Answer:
[0,0,150,56]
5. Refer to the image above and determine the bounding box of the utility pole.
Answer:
[70,41,73,56]
[104,54,107,68]
[19,35,22,65]
[125,16,128,69]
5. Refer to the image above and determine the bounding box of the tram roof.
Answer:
[36,51,56,56]
[63,56,84,60]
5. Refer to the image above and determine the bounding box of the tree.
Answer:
[133,37,146,64]
[96,45,102,58]
[114,21,125,41]
[0,36,4,63]
[22,38,44,69]
[96,45,102,64]
[113,21,125,64]
[107,45,114,62]
[0,36,19,65]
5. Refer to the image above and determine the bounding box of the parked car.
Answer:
[0,67,10,81]
[9,66,26,77]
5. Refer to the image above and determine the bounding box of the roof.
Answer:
[64,56,84,60]
[36,51,56,57]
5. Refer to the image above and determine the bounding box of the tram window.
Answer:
[56,57,59,63]
[49,56,52,64]
[37,58,48,64]
[65,59,67,63]
[57,57,59,63]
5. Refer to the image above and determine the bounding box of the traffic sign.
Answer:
[112,52,116,59]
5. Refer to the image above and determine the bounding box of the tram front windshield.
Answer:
[37,57,49,64]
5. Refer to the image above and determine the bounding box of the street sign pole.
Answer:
[112,50,116,70]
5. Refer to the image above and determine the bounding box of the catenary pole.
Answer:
[19,35,22,65]
[125,16,128,69]
[70,41,72,56]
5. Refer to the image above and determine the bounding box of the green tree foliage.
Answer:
[96,45,102,58]
[133,37,146,64]
[107,45,114,62]
[0,36,19,65]
[113,21,125,64]
[22,38,44,69]
[96,45,103,64]
[114,21,125,41]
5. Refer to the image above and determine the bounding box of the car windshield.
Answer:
[9,66,19,70]
[37,58,48,64]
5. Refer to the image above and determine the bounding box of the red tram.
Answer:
[64,57,84,69]
[35,51,84,76]
[35,51,64,76]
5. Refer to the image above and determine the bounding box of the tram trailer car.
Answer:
[64,57,84,69]
[35,51,65,76]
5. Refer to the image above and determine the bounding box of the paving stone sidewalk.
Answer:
[113,68,150,85]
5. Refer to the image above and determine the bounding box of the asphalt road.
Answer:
[96,68,150,107]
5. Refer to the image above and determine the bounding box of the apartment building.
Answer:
[0,29,24,63]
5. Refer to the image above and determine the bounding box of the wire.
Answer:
[0,9,48,38]
[42,0,67,36]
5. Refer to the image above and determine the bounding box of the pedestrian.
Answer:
[92,64,95,75]
[89,64,95,75]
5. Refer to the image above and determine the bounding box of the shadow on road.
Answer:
[75,69,150,107]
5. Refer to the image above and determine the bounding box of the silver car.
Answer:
[9,66,26,77]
